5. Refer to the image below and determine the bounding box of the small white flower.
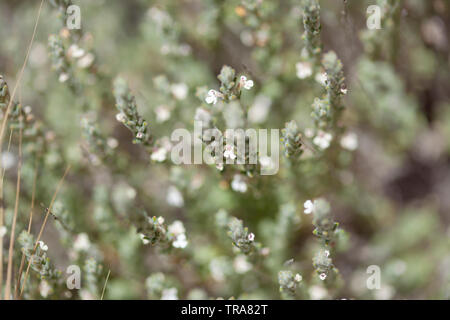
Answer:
[39,280,52,298]
[151,147,167,162]
[0,152,15,171]
[38,241,48,251]
[295,273,303,282]
[77,53,95,69]
[170,83,188,100]
[107,138,119,149]
[136,132,144,139]
[0,226,7,238]
[161,287,178,300]
[68,44,85,59]
[248,95,271,124]
[223,144,236,160]
[139,233,150,245]
[205,89,221,105]
[233,255,252,274]
[166,186,184,207]
[309,285,328,300]
[173,233,188,248]
[315,72,327,86]
[340,88,348,95]
[240,76,254,90]
[296,61,313,79]
[340,132,358,151]
[324,250,330,257]
[313,131,333,150]
[304,200,315,214]
[231,175,247,193]
[58,73,69,83]
[248,233,255,242]
[168,220,185,236]
[319,273,327,280]
[73,233,90,252]
[155,105,171,123]
[115,113,126,123]
[157,216,165,225]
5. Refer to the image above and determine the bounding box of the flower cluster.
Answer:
[227,217,259,255]
[300,0,322,67]
[18,231,61,281]
[281,120,304,161]
[136,213,188,250]
[309,198,339,246]
[205,66,254,105]
[113,77,153,147]
[278,270,302,297]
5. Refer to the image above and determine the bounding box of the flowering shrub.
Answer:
[0,0,449,300]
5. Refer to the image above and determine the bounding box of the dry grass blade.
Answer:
[4,124,23,300]
[15,159,38,299]
[0,129,14,300]
[19,165,71,297]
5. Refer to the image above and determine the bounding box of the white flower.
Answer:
[39,280,52,298]
[248,95,272,124]
[309,285,328,300]
[295,273,302,282]
[248,233,255,242]
[73,233,90,252]
[240,76,254,90]
[233,255,252,274]
[0,152,15,171]
[173,233,188,248]
[157,216,165,224]
[319,273,327,280]
[161,287,178,300]
[68,44,85,59]
[38,241,48,251]
[296,61,313,79]
[231,175,247,193]
[313,131,333,150]
[340,132,358,151]
[205,89,221,105]
[115,113,126,123]
[168,220,185,236]
[340,88,348,95]
[58,73,69,83]
[77,53,95,69]
[324,250,330,257]
[315,72,327,86]
[303,200,315,214]
[155,105,171,123]
[166,186,184,207]
[139,233,150,245]
[223,144,236,160]
[0,226,7,238]
[151,147,167,162]
[171,83,188,100]
[107,138,119,149]
[136,132,144,139]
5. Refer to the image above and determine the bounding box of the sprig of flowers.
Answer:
[113,77,153,148]
[278,270,302,298]
[281,120,304,162]
[227,217,260,255]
